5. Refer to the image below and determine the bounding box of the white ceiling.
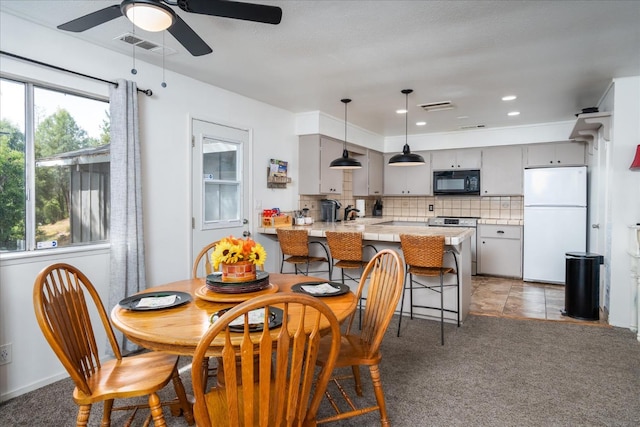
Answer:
[2,0,639,137]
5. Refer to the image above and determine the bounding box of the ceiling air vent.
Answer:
[115,33,176,55]
[459,124,486,130]
[418,101,455,112]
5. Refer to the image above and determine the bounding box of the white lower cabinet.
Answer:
[478,224,523,278]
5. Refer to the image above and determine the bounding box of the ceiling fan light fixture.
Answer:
[330,98,362,170]
[389,89,425,167]
[122,0,175,32]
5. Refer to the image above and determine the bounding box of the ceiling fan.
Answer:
[57,0,283,56]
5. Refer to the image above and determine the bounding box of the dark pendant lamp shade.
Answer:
[389,89,425,166]
[630,145,640,170]
[330,98,362,170]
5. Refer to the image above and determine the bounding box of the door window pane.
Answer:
[202,137,241,227]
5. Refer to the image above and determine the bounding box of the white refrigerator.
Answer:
[523,166,587,284]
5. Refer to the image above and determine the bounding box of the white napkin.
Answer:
[300,283,341,295]
[136,295,176,308]
[230,308,266,326]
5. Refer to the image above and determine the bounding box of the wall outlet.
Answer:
[429,204,434,212]
[0,343,11,365]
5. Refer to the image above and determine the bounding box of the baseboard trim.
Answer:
[0,371,68,403]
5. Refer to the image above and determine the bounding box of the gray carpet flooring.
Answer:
[2,314,639,426]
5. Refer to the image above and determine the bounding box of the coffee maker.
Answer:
[320,199,341,222]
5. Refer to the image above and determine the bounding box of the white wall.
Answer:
[606,76,640,328]
[0,12,298,400]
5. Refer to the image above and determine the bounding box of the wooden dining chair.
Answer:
[397,234,460,345]
[324,231,378,328]
[33,263,194,427]
[315,249,404,427]
[276,228,332,278]
[191,292,342,427]
[192,240,220,278]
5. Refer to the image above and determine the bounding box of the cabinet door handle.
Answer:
[497,230,505,234]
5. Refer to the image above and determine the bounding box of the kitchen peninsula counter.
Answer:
[258,218,474,324]
[257,218,475,245]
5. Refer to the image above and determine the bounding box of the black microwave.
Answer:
[433,170,480,195]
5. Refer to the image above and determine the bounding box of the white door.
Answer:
[191,118,252,275]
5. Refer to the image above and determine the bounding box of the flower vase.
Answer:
[221,261,257,283]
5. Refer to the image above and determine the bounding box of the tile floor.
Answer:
[470,275,608,326]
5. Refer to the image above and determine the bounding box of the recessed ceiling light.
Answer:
[416,121,426,126]
[508,111,520,116]
[502,95,517,101]
[396,109,407,114]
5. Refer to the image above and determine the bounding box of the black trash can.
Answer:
[563,252,604,320]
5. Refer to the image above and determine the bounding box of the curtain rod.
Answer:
[0,50,153,96]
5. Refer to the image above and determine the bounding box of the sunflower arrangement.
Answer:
[211,236,267,270]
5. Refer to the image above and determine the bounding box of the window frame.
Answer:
[0,75,110,254]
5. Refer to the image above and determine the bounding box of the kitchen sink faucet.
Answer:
[344,205,360,221]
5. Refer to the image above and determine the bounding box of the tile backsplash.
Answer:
[298,171,523,221]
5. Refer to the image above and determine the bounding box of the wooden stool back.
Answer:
[325,231,364,261]
[400,234,446,268]
[276,228,311,256]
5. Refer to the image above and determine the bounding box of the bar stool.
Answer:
[397,234,460,345]
[276,228,332,278]
[325,231,377,328]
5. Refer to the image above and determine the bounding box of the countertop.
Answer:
[257,217,475,246]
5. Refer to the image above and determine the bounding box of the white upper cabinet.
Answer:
[353,149,384,196]
[383,151,431,195]
[432,148,482,170]
[298,134,343,195]
[525,142,585,167]
[481,145,524,196]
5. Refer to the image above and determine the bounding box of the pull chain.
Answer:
[161,31,167,87]
[130,9,137,75]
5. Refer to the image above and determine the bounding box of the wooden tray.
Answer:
[195,283,279,303]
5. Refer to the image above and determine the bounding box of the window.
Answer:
[202,136,242,228]
[0,77,110,252]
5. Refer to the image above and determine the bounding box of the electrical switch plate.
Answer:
[429,204,434,212]
[0,343,11,365]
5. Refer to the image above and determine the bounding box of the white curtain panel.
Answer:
[108,79,146,353]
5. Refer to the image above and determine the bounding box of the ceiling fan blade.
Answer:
[167,14,213,56]
[177,0,282,25]
[57,5,123,32]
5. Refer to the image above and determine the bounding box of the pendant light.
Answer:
[388,89,425,166]
[330,98,362,169]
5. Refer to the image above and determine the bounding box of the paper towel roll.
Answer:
[356,199,366,217]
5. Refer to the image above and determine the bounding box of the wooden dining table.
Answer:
[110,273,357,357]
